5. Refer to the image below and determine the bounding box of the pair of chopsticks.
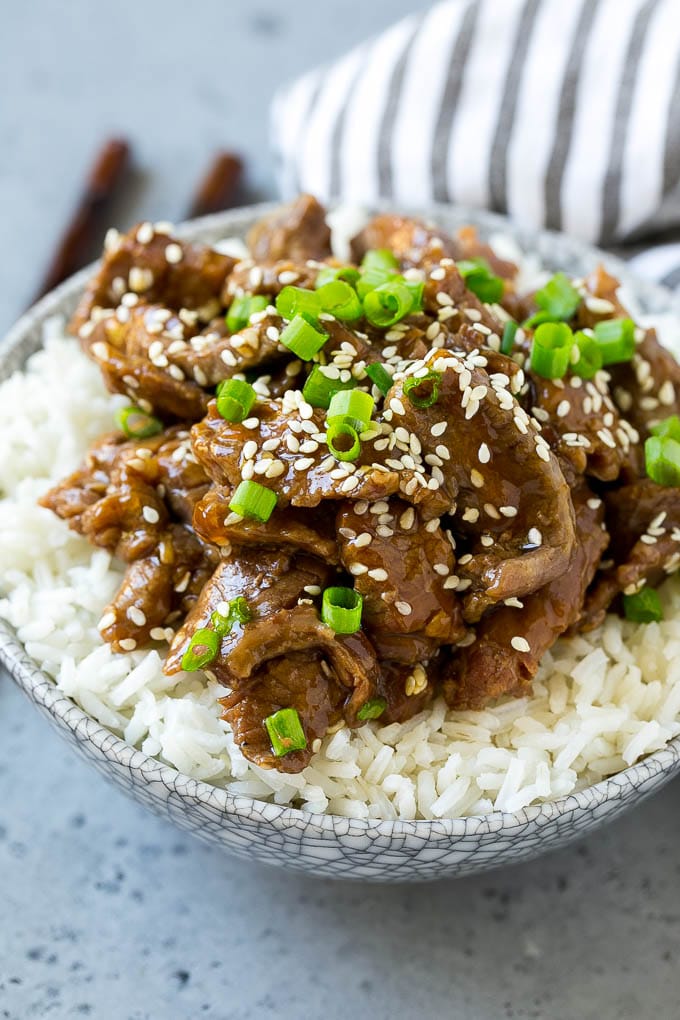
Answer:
[31,139,244,305]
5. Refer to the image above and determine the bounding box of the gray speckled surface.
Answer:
[2,3,680,1017]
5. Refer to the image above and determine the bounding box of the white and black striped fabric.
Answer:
[271,0,680,290]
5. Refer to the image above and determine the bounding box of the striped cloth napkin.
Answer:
[271,0,680,290]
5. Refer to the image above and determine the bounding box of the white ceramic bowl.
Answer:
[2,204,680,881]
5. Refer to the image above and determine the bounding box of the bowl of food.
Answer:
[2,197,679,881]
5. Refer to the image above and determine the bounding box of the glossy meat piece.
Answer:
[194,488,339,562]
[336,499,465,643]
[388,348,576,619]
[456,225,518,280]
[40,428,218,651]
[583,480,680,629]
[246,194,332,264]
[191,398,449,519]
[222,258,318,303]
[528,370,634,482]
[220,651,343,771]
[71,223,234,334]
[377,659,436,722]
[445,477,608,708]
[350,214,459,268]
[609,329,680,436]
[421,260,505,338]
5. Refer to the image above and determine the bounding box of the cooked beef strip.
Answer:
[194,489,339,563]
[336,499,465,644]
[455,225,519,281]
[71,223,234,335]
[609,328,680,436]
[222,258,318,303]
[247,194,332,264]
[582,479,680,630]
[377,658,436,722]
[40,428,218,651]
[388,347,576,620]
[445,472,608,708]
[191,397,449,519]
[350,213,459,267]
[421,260,505,338]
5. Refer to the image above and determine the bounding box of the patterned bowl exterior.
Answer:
[3,204,680,882]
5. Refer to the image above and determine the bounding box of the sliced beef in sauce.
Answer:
[446,474,608,708]
[350,214,459,268]
[247,194,332,264]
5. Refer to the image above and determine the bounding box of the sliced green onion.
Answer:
[211,596,252,636]
[357,697,387,721]
[644,435,680,487]
[316,280,362,321]
[356,267,396,300]
[403,279,425,313]
[403,370,442,409]
[264,707,307,757]
[279,314,328,359]
[181,628,219,672]
[361,249,399,272]
[327,388,375,429]
[326,420,361,462]
[215,378,257,423]
[363,280,414,328]
[524,273,581,328]
[457,258,504,304]
[623,586,663,623]
[571,331,603,379]
[650,415,680,442]
[302,365,355,409]
[275,285,322,322]
[321,586,363,634]
[365,362,393,396]
[593,317,635,365]
[315,265,361,288]
[226,294,268,333]
[530,322,573,379]
[229,479,278,522]
[500,321,518,355]
[116,406,163,439]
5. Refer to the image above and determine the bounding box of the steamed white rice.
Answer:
[2,237,680,820]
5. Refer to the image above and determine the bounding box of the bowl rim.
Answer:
[2,199,680,838]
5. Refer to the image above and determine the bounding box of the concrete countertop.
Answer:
[2,3,680,1018]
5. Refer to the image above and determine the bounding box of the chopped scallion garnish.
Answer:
[275,286,322,323]
[116,406,163,439]
[327,388,375,429]
[530,322,573,379]
[650,415,680,442]
[500,320,518,355]
[181,628,220,672]
[361,249,399,272]
[264,707,308,757]
[403,371,442,409]
[357,697,387,721]
[302,365,356,409]
[211,596,252,636]
[644,435,680,487]
[363,280,415,328]
[321,586,363,634]
[315,265,361,288]
[229,480,278,522]
[326,419,361,462]
[593,317,635,365]
[215,378,257,423]
[279,314,328,360]
[316,280,362,321]
[365,362,393,396]
[622,586,663,623]
[226,294,268,333]
[457,257,504,304]
[524,272,581,328]
[571,331,603,380]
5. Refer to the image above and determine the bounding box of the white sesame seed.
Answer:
[430,421,447,438]
[119,638,137,652]
[527,527,543,546]
[242,417,260,429]
[462,507,480,523]
[368,568,388,581]
[136,222,154,244]
[349,563,368,576]
[395,601,412,616]
[165,243,183,264]
[142,506,160,524]
[556,399,571,418]
[433,563,449,576]
[150,627,167,641]
[470,469,484,488]
[265,460,285,478]
[504,597,524,608]
[243,440,258,460]
[536,444,551,462]
[511,636,530,653]
[127,606,147,627]
[436,291,454,306]
[98,612,116,631]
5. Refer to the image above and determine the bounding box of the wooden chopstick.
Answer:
[31,138,131,305]
[185,151,244,219]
